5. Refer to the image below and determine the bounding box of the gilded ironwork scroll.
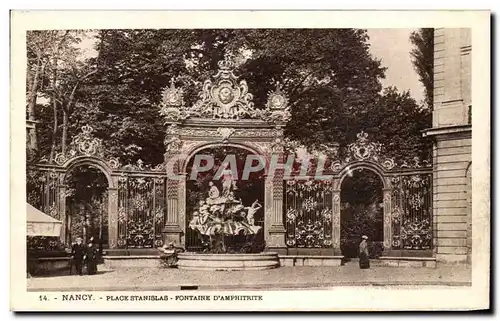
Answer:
[117,176,167,249]
[284,180,333,248]
[391,174,432,250]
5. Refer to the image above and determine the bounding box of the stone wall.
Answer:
[433,28,471,127]
[433,134,471,263]
[425,28,472,265]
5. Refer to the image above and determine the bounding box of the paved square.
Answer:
[27,263,471,291]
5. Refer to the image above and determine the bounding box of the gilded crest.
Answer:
[192,58,258,120]
[262,82,291,124]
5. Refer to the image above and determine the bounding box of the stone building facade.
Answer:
[423,28,472,264]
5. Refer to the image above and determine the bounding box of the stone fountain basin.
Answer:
[177,252,280,271]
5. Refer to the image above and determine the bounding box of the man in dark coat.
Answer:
[70,237,85,275]
[85,237,98,275]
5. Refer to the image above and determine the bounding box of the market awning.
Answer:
[26,203,62,237]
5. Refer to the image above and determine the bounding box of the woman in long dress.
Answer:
[359,235,370,269]
[85,237,99,275]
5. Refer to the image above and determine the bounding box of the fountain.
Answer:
[176,166,280,271]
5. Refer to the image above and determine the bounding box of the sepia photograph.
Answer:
[10,10,490,311]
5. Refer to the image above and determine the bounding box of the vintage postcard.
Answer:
[10,10,490,311]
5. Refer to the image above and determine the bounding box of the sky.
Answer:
[76,29,425,103]
[367,28,424,103]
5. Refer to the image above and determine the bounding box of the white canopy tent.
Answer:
[26,203,62,237]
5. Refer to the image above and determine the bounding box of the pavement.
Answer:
[27,261,471,291]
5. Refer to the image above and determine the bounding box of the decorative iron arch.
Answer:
[335,161,390,190]
[63,156,115,189]
[32,124,169,249]
[306,131,434,255]
[158,56,291,249]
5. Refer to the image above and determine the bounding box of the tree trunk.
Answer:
[61,78,85,153]
[49,58,58,162]
[62,108,69,154]
[49,99,58,162]
[27,58,42,151]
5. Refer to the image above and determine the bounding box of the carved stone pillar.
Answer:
[164,174,183,246]
[107,186,119,249]
[265,167,286,253]
[383,189,392,252]
[177,174,187,245]
[57,181,67,244]
[332,188,342,256]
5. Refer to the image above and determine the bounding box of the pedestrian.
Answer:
[84,237,98,275]
[70,237,85,275]
[359,235,370,269]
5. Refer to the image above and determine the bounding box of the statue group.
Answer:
[188,167,263,253]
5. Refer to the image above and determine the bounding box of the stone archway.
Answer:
[63,157,115,247]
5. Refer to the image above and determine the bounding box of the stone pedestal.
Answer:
[163,174,185,246]
[267,225,287,254]
[177,252,280,271]
[163,224,183,246]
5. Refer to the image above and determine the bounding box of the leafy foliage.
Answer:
[410,28,434,109]
[29,29,431,168]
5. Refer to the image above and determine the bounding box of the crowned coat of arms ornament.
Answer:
[191,58,258,120]
[158,56,291,126]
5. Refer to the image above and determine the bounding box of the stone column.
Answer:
[107,186,119,249]
[266,168,286,253]
[57,182,67,244]
[163,174,183,246]
[332,188,342,256]
[383,189,392,253]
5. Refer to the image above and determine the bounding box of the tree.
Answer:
[45,58,97,156]
[32,29,431,168]
[83,29,388,163]
[228,29,386,150]
[410,28,434,109]
[26,30,69,150]
[357,87,432,164]
[73,29,199,165]
[27,30,93,161]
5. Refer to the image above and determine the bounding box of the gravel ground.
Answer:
[27,263,471,291]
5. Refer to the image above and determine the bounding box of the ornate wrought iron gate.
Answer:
[116,176,167,249]
[284,180,333,248]
[390,173,433,250]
